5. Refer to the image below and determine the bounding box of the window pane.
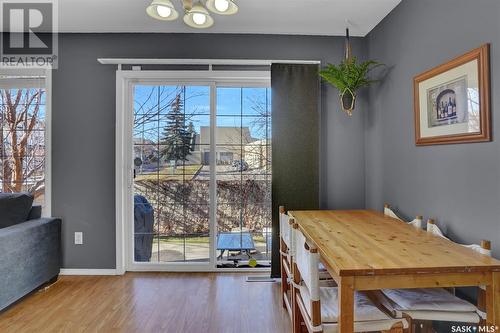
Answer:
[216,87,241,116]
[242,116,270,142]
[242,87,269,116]
[158,236,184,262]
[216,86,272,267]
[133,84,210,264]
[0,85,46,212]
[185,86,210,116]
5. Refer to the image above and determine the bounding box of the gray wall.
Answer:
[365,0,500,258]
[52,33,367,268]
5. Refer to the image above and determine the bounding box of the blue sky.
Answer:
[1,88,47,119]
[134,85,271,141]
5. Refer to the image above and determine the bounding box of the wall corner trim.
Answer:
[59,269,119,276]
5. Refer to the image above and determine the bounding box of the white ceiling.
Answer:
[56,0,401,36]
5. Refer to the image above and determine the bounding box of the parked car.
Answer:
[232,159,249,171]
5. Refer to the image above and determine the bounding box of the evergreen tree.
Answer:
[160,92,192,167]
[187,121,195,151]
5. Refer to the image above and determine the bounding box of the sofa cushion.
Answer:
[28,205,43,220]
[0,193,34,228]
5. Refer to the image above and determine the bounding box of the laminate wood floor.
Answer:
[0,273,291,333]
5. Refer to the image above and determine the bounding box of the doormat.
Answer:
[246,276,276,282]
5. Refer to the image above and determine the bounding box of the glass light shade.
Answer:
[206,0,238,15]
[183,3,214,28]
[146,0,178,21]
[192,13,207,25]
[156,5,171,18]
[215,0,229,12]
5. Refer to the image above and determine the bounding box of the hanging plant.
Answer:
[319,58,383,116]
[319,28,384,116]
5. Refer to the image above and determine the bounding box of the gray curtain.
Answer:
[271,64,320,277]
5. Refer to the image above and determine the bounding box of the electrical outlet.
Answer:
[74,232,83,245]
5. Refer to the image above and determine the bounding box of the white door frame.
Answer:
[115,70,271,273]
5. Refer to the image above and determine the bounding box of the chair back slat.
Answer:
[280,211,293,252]
[384,204,402,221]
[289,218,296,258]
[427,219,493,257]
[463,244,492,256]
[384,204,422,229]
[408,215,423,229]
[294,228,320,301]
[426,219,447,238]
[480,240,492,256]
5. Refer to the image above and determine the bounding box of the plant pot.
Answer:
[340,90,356,115]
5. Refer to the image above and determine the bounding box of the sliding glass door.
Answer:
[215,87,272,268]
[133,84,211,264]
[127,72,270,271]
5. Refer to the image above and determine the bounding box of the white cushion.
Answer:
[282,232,291,249]
[381,288,477,312]
[299,285,391,323]
[322,319,407,333]
[319,262,327,271]
[280,213,291,248]
[402,310,480,323]
[318,262,332,279]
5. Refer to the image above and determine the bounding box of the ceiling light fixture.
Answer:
[146,0,179,20]
[146,0,238,29]
[184,2,214,28]
[206,0,238,15]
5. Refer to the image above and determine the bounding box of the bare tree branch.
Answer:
[1,87,46,198]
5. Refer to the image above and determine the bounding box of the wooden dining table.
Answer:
[288,210,500,333]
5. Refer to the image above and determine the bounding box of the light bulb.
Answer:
[192,13,207,25]
[214,0,229,12]
[156,5,172,18]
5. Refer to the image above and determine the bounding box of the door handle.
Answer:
[128,168,133,189]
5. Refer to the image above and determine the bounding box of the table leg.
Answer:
[486,271,499,325]
[338,276,354,333]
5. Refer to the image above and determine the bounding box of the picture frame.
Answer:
[414,44,491,146]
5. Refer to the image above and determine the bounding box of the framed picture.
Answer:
[414,44,491,145]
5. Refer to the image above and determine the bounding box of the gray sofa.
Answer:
[0,193,61,312]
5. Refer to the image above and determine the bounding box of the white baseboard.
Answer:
[59,269,118,276]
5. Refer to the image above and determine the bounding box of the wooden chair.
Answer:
[384,203,423,229]
[374,218,491,332]
[291,224,407,333]
[280,206,295,317]
[279,206,333,319]
[426,219,490,254]
[426,219,492,325]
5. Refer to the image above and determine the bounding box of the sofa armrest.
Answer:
[0,218,61,311]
